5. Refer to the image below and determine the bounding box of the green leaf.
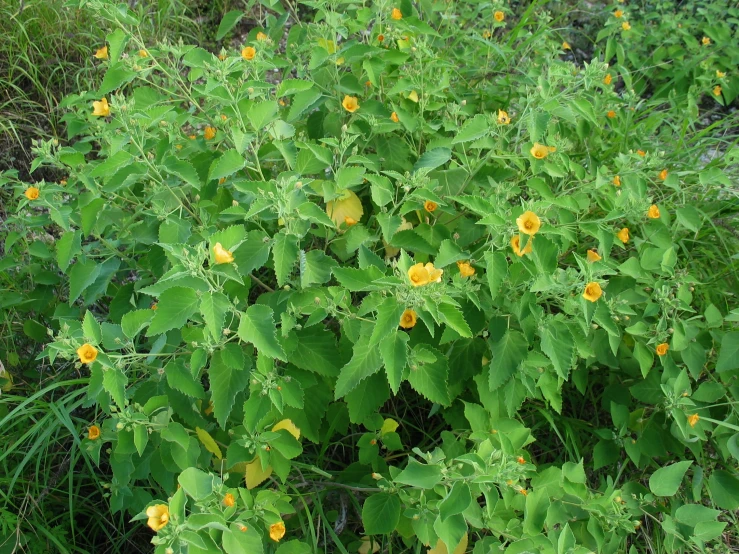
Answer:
[166,360,205,398]
[345,372,389,423]
[335,166,365,189]
[222,524,264,554]
[248,100,279,130]
[103,368,127,408]
[98,63,136,96]
[121,309,154,339]
[408,346,450,405]
[675,504,721,527]
[289,327,340,376]
[438,303,472,338]
[488,330,528,390]
[276,79,313,97]
[434,240,469,268]
[414,147,451,172]
[523,488,550,535]
[370,296,405,347]
[201,291,231,340]
[83,310,102,344]
[649,461,692,496]
[238,305,286,361]
[209,149,246,181]
[233,230,271,275]
[452,114,489,144]
[178,467,214,500]
[272,233,299,287]
[540,321,574,380]
[68,260,101,304]
[161,156,202,189]
[380,331,408,394]
[395,457,442,488]
[56,230,81,272]
[299,249,337,288]
[216,10,244,40]
[147,287,199,336]
[707,470,739,510]
[484,251,507,298]
[439,482,472,521]
[335,333,383,399]
[106,28,129,63]
[332,266,384,291]
[361,493,401,535]
[716,332,739,372]
[209,349,252,429]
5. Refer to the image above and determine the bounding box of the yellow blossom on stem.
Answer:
[77,344,98,364]
[659,169,668,180]
[701,36,711,46]
[687,413,700,427]
[342,95,359,112]
[494,11,505,22]
[94,46,108,59]
[139,49,148,58]
[562,41,571,50]
[497,109,510,124]
[425,263,443,283]
[617,227,630,243]
[269,522,286,541]
[510,235,532,257]
[146,505,170,532]
[614,9,623,18]
[587,250,602,263]
[88,425,101,440]
[583,282,603,302]
[242,46,256,60]
[622,22,631,31]
[603,74,612,85]
[204,126,216,140]
[391,8,403,20]
[457,261,475,278]
[213,242,234,264]
[24,187,40,200]
[424,200,438,212]
[607,110,616,119]
[223,493,235,507]
[648,205,660,219]
[516,211,541,235]
[390,111,399,122]
[656,343,669,356]
[530,143,553,159]
[716,70,725,78]
[92,98,110,117]
[613,175,621,186]
[256,32,268,41]
[399,309,417,329]
[713,85,722,97]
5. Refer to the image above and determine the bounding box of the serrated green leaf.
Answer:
[414,147,451,172]
[484,251,507,299]
[56,230,81,272]
[335,333,383,399]
[540,321,574,380]
[332,266,384,291]
[103,367,127,408]
[248,100,279,130]
[408,346,450,405]
[238,304,286,360]
[121,309,154,339]
[434,240,469,268]
[370,296,405,347]
[299,249,337,288]
[209,149,246,181]
[488,330,528,391]
[272,233,299,287]
[209,349,252,429]
[276,79,313,96]
[200,291,231,340]
[166,360,206,398]
[345,372,389,423]
[68,260,101,305]
[288,327,340,376]
[83,310,102,344]
[452,114,489,144]
[147,287,199,336]
[438,303,472,338]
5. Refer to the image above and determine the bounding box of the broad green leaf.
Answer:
[484,251,507,298]
[83,310,102,344]
[162,156,202,189]
[380,331,408,394]
[208,149,246,181]
[233,230,271,275]
[272,233,299,287]
[434,239,469,268]
[414,147,451,172]
[201,291,231,340]
[675,504,721,526]
[707,470,739,510]
[56,230,81,272]
[222,524,264,554]
[335,333,383,399]
[332,266,384,291]
[649,461,692,496]
[248,100,279,130]
[209,349,252,429]
[196,427,223,459]
[147,287,199,336]
[452,114,489,144]
[68,260,101,304]
[98,63,136,96]
[299,249,336,288]
[362,493,401,535]
[288,327,341,376]
[178,467,214,500]
[488,330,528,390]
[103,367,127,408]
[540,321,574,379]
[106,28,129,63]
[395,457,442,488]
[121,309,154,339]
[345,372,389,423]
[238,304,286,360]
[439,482,472,521]
[370,296,405,347]
[166,360,205,398]
[716,332,739,372]
[408,346,450,405]
[523,488,550,535]
[216,10,244,40]
[438,303,472,338]
[276,79,313,96]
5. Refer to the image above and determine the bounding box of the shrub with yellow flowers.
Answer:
[2,0,739,553]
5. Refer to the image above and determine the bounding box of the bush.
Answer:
[2,1,739,553]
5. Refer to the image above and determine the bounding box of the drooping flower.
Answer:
[77,344,98,364]
[424,200,438,212]
[24,187,40,200]
[457,260,476,277]
[648,205,660,219]
[516,210,541,236]
[146,505,170,532]
[390,111,399,122]
[562,41,571,50]
[223,493,235,507]
[391,8,403,20]
[713,85,722,97]
[613,175,621,186]
[204,126,217,140]
[617,227,630,243]
[407,90,419,103]
[494,11,505,22]
[241,46,256,60]
[326,189,364,230]
[213,242,234,264]
[659,169,668,181]
[687,413,700,427]
[497,109,510,124]
[399,309,417,329]
[701,36,711,46]
[335,56,345,65]
[94,46,108,59]
[256,32,268,41]
[582,282,603,302]
[621,21,631,31]
[656,343,669,356]
[603,74,612,85]
[607,110,616,119]
[92,98,110,117]
[269,522,286,541]
[139,49,148,58]
[88,425,101,440]
[587,249,602,263]
[510,235,533,257]
[425,263,443,283]
[342,95,359,113]
[530,143,552,159]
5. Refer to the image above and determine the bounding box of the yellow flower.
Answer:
[204,126,216,140]
[637,149,646,156]
[139,49,148,58]
[497,109,510,124]
[390,111,399,122]
[425,263,443,283]
[622,22,631,31]
[687,413,700,427]
[407,90,419,103]
[587,249,602,263]
[648,205,660,219]
[408,263,432,287]
[256,32,268,41]
[146,505,170,532]
[92,98,110,117]
[656,343,669,356]
[335,57,345,65]
[242,46,256,60]
[342,95,359,113]
[213,242,234,264]
[377,34,385,42]
[519,489,528,496]
[391,8,403,20]
[617,227,630,243]
[326,189,364,230]
[494,11,505,22]
[530,143,552,159]
[562,41,571,50]
[582,282,603,302]
[77,344,98,364]
[223,493,235,507]
[344,216,357,227]
[424,200,438,212]
[603,74,612,85]
[88,425,101,440]
[659,169,668,180]
[457,261,475,278]
[24,187,40,200]
[701,36,711,46]
[269,522,286,541]
[716,70,726,78]
[94,46,108,60]
[510,235,532,257]
[188,134,196,140]
[516,211,541,236]
[614,9,623,18]
[482,30,492,39]
[713,85,722,97]
[607,110,616,119]
[399,309,417,329]
[613,175,621,186]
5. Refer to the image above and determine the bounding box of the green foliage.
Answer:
[2,0,739,553]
